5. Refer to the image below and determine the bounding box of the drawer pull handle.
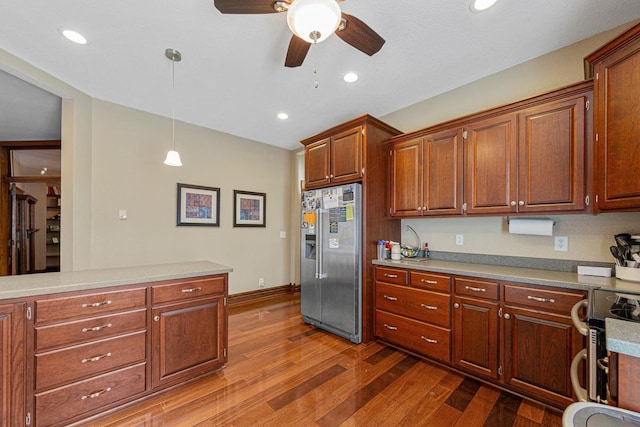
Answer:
[181,287,202,293]
[383,295,398,301]
[82,323,113,333]
[81,387,112,400]
[421,304,437,310]
[82,300,112,308]
[527,295,555,304]
[464,286,486,293]
[421,279,438,285]
[421,336,438,344]
[383,274,398,279]
[383,324,398,331]
[82,352,112,364]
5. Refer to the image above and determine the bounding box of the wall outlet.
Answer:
[258,277,265,288]
[554,236,569,251]
[279,231,287,239]
[456,234,464,245]
[118,209,127,220]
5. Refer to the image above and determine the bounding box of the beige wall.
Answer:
[381,21,640,262]
[1,49,293,294]
[89,100,292,293]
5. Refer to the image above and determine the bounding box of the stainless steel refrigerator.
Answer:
[300,183,362,344]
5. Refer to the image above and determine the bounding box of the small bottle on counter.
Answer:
[377,240,386,260]
[424,243,431,259]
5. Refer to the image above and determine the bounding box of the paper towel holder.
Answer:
[506,216,556,226]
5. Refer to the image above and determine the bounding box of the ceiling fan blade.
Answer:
[213,0,287,14]
[336,13,385,56]
[285,35,311,68]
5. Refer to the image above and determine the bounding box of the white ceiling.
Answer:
[1,0,640,150]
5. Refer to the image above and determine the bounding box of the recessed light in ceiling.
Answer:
[277,112,289,120]
[60,28,87,45]
[470,0,497,12]
[343,72,359,83]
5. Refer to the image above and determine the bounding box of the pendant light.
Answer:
[163,48,183,167]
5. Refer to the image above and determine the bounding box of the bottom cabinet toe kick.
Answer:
[374,265,587,409]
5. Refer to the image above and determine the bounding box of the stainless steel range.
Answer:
[571,288,640,403]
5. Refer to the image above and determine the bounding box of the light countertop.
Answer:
[606,318,640,358]
[0,261,233,300]
[373,258,640,293]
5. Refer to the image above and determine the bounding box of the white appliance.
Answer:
[563,402,640,427]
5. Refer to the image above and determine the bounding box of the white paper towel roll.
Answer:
[508,218,554,236]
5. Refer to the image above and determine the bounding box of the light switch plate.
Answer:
[118,209,128,220]
[279,231,287,239]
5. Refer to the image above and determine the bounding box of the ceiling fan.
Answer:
[213,0,385,67]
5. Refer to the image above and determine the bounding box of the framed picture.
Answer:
[177,183,220,226]
[233,190,266,227]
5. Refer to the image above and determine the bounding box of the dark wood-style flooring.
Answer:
[78,293,564,426]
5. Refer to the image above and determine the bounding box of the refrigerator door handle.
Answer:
[316,208,328,279]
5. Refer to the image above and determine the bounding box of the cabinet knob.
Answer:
[518,200,525,206]
[330,174,334,178]
[504,313,511,320]
[454,303,460,309]
[510,201,516,206]
[417,207,422,211]
[325,176,329,179]
[154,315,160,322]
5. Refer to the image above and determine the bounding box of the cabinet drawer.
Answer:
[35,331,146,391]
[35,362,146,427]
[375,267,408,285]
[410,271,451,293]
[376,282,450,328]
[375,310,451,362]
[454,278,499,300]
[35,308,147,352]
[35,288,146,324]
[504,284,584,314]
[152,276,225,305]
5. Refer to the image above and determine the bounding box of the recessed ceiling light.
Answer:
[60,28,87,45]
[343,72,359,83]
[470,0,497,12]
[277,112,289,120]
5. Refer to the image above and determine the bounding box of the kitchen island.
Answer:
[0,261,232,427]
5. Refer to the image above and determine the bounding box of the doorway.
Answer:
[1,144,61,275]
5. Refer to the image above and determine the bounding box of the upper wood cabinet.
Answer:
[389,128,464,217]
[388,80,593,217]
[585,22,640,212]
[465,113,518,215]
[302,115,401,191]
[303,126,363,188]
[465,92,589,215]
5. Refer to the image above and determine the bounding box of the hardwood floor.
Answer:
[78,294,564,427]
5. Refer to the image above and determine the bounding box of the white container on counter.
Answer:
[616,265,640,283]
[391,243,401,260]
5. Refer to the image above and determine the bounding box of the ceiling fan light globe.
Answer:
[163,150,183,167]
[286,0,341,44]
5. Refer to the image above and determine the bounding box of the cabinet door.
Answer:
[424,128,464,215]
[518,96,587,212]
[305,138,331,188]
[0,303,25,427]
[593,44,640,211]
[452,296,499,379]
[330,126,363,184]
[464,113,518,214]
[152,296,226,389]
[389,138,423,217]
[503,305,582,406]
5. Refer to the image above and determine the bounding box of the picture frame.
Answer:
[177,183,220,226]
[233,190,266,227]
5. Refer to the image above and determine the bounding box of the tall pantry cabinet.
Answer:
[585,22,640,212]
[301,115,402,343]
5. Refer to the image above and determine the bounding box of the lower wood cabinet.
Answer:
[152,295,226,389]
[0,273,228,427]
[375,266,586,409]
[0,303,25,427]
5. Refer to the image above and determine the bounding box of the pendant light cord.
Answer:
[171,58,176,151]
